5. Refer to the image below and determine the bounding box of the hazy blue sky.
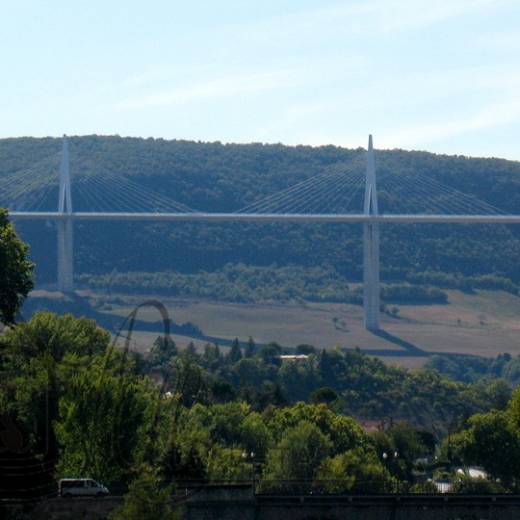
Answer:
[3,1,519,159]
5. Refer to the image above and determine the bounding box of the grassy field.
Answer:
[90,289,520,368]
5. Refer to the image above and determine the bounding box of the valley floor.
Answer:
[80,288,520,368]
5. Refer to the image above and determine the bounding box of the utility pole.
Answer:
[363,135,380,331]
[57,135,74,292]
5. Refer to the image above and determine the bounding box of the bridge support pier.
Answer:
[363,135,380,331]
[57,218,74,292]
[363,222,380,331]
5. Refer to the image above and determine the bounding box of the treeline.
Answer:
[407,271,520,294]
[426,353,520,386]
[79,263,448,305]
[147,335,507,434]
[0,311,516,504]
[3,136,520,296]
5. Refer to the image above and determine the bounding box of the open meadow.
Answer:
[93,289,520,368]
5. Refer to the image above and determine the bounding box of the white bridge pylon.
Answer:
[57,136,73,292]
[363,136,380,331]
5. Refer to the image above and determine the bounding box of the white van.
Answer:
[59,478,109,497]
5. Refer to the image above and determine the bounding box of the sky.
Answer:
[2,0,520,160]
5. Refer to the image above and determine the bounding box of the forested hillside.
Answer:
[2,136,520,300]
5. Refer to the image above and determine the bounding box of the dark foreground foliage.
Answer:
[0,311,518,501]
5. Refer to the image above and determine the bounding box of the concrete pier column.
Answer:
[363,221,380,330]
[57,217,74,292]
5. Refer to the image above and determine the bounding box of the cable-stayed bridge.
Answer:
[3,135,518,331]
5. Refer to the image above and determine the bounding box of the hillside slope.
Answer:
[2,136,520,296]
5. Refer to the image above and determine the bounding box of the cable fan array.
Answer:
[0,154,508,216]
[0,170,196,213]
[235,162,507,216]
[0,163,58,211]
[376,171,507,215]
[71,174,194,213]
[236,160,366,214]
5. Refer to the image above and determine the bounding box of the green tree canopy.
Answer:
[55,358,154,485]
[0,209,33,324]
[0,312,111,457]
[448,410,520,486]
[316,447,395,493]
[227,338,243,364]
[262,420,332,485]
[108,468,177,520]
[1,311,110,362]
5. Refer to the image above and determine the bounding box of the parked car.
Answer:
[59,478,109,497]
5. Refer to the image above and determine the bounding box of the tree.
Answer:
[296,344,316,355]
[310,387,339,406]
[448,410,520,486]
[507,386,520,430]
[203,343,222,369]
[108,468,178,520]
[240,412,272,460]
[316,447,395,493]
[159,402,211,483]
[193,402,250,447]
[206,447,252,481]
[245,337,256,358]
[258,343,281,365]
[184,342,198,359]
[55,359,153,485]
[0,209,33,324]
[254,381,287,409]
[232,358,266,389]
[0,312,111,459]
[1,311,110,362]
[317,350,337,383]
[264,403,369,456]
[376,422,431,481]
[210,379,236,403]
[227,338,242,364]
[169,357,207,408]
[262,421,331,488]
[149,336,177,367]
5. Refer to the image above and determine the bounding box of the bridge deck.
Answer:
[9,212,520,224]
